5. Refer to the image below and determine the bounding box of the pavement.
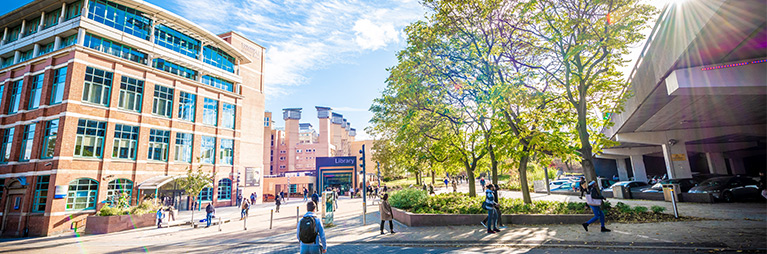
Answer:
[0,183,765,253]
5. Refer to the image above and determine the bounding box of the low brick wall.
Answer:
[392,208,592,227]
[630,192,665,201]
[84,213,156,234]
[681,193,715,203]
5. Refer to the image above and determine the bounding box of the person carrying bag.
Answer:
[582,181,610,232]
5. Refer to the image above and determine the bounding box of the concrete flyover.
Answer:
[599,0,767,181]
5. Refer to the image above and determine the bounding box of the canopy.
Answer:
[138,175,187,190]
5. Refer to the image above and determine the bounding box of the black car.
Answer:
[688,176,761,202]
[641,178,699,193]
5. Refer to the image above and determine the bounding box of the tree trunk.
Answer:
[466,161,476,197]
[576,101,597,183]
[489,147,498,186]
[431,170,435,186]
[415,170,421,186]
[518,146,532,204]
[190,197,195,227]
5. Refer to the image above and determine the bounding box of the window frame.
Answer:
[41,119,59,159]
[50,67,67,105]
[112,124,139,160]
[82,67,113,107]
[222,103,236,129]
[217,178,232,200]
[28,73,44,110]
[147,129,170,161]
[200,136,216,164]
[32,175,50,213]
[116,76,144,112]
[202,98,218,126]
[152,84,174,118]
[177,91,196,122]
[174,132,193,163]
[74,119,106,158]
[0,128,15,163]
[219,139,234,165]
[19,123,36,161]
[65,178,99,210]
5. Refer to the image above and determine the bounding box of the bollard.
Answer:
[269,209,274,229]
[296,206,299,225]
[670,188,679,218]
[362,201,366,225]
[218,217,222,231]
[244,211,248,231]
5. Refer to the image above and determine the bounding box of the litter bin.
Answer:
[613,185,632,199]
[662,184,681,202]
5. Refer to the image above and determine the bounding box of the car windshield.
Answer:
[700,178,726,187]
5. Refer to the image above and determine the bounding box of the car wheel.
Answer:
[723,192,734,203]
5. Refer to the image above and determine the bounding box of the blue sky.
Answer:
[1,0,429,140]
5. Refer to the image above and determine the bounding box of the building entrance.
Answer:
[316,156,358,196]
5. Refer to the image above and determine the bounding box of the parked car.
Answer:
[688,176,761,202]
[551,181,575,192]
[549,180,571,188]
[641,178,699,193]
[604,181,651,192]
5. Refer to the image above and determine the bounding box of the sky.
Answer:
[0,0,669,140]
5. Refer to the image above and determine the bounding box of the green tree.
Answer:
[178,160,212,227]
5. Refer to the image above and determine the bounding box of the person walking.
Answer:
[577,177,587,199]
[379,193,396,234]
[452,179,457,193]
[311,190,320,205]
[297,201,327,254]
[481,184,504,228]
[205,202,215,228]
[275,195,281,213]
[480,177,486,191]
[236,193,242,207]
[165,207,175,222]
[444,178,449,189]
[303,187,309,202]
[156,207,165,228]
[482,184,500,234]
[582,181,611,232]
[240,197,251,220]
[250,192,256,205]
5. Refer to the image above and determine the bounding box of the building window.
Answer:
[84,33,147,64]
[23,17,41,37]
[82,67,113,107]
[148,129,170,161]
[8,80,22,114]
[6,25,21,43]
[41,119,59,159]
[202,45,235,73]
[33,175,50,213]
[217,179,231,200]
[222,103,235,129]
[65,0,82,21]
[107,178,132,205]
[18,50,34,62]
[112,124,138,160]
[50,67,67,104]
[152,59,197,80]
[0,128,15,163]
[28,74,44,110]
[200,136,215,164]
[178,91,196,122]
[201,76,234,92]
[74,119,106,158]
[117,76,143,112]
[151,85,173,118]
[279,157,285,161]
[154,24,200,59]
[66,178,98,210]
[174,132,193,163]
[202,98,218,126]
[19,123,36,161]
[43,8,61,29]
[87,0,151,40]
[199,187,213,201]
[38,42,55,56]
[220,139,233,165]
[62,34,77,47]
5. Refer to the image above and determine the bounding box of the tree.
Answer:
[178,160,212,227]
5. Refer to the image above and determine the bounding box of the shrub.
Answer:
[633,206,649,213]
[651,205,666,213]
[97,206,125,216]
[129,200,160,215]
[614,202,633,214]
[389,188,428,210]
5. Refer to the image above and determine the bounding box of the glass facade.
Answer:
[41,119,59,159]
[202,45,235,73]
[84,33,147,64]
[174,132,193,163]
[87,0,151,40]
[62,34,77,47]
[66,178,98,210]
[152,85,173,118]
[154,24,200,59]
[33,175,50,212]
[8,80,22,114]
[152,58,197,80]
[117,76,144,112]
[28,74,44,109]
[202,98,218,126]
[112,124,138,160]
[82,67,113,107]
[74,119,106,158]
[220,139,234,165]
[222,103,235,129]
[200,136,215,164]
[50,67,67,104]
[148,129,170,161]
[177,91,196,122]
[217,178,231,200]
[0,128,14,163]
[201,75,234,92]
[107,179,132,205]
[19,123,36,161]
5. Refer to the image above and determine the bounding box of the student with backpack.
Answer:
[156,208,165,228]
[297,201,327,254]
[275,195,281,213]
[240,198,251,220]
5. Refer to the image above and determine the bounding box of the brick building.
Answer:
[0,0,265,236]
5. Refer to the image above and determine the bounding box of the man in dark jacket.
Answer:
[311,191,320,205]
[482,184,500,234]
[481,184,504,228]
[205,202,215,228]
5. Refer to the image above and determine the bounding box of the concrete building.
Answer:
[597,0,766,182]
[0,0,265,236]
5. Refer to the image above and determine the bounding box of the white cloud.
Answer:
[353,19,399,50]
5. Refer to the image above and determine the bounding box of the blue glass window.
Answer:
[147,129,170,161]
[74,119,106,158]
[222,103,235,129]
[200,136,215,164]
[33,175,50,212]
[0,128,15,163]
[66,178,98,210]
[28,74,44,110]
[84,33,147,64]
[174,132,193,163]
[19,123,36,161]
[112,124,138,160]
[201,75,234,92]
[154,24,200,59]
[202,46,235,73]
[41,119,59,159]
[219,139,233,165]
[152,59,197,80]
[217,178,231,200]
[177,91,195,122]
[43,9,61,29]
[82,67,113,106]
[8,80,22,114]
[38,42,55,56]
[50,67,67,104]
[87,0,151,40]
[65,0,83,21]
[202,98,218,126]
[6,25,21,43]
[19,50,34,62]
[62,34,77,47]
[23,17,40,37]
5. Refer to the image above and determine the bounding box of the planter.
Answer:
[392,208,593,227]
[84,213,156,234]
